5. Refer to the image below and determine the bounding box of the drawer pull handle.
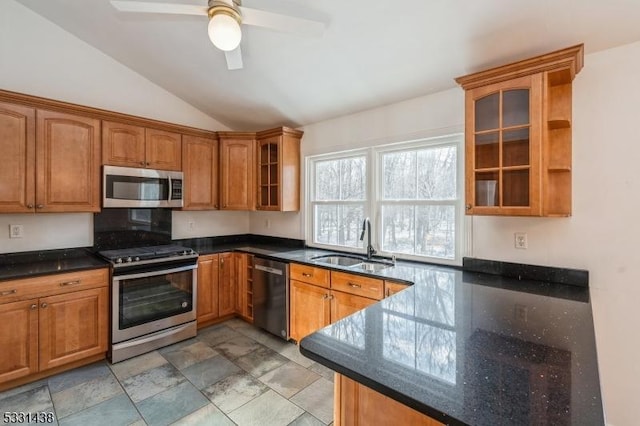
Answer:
[302,273,312,277]
[41,303,48,308]
[348,282,361,288]
[60,280,81,287]
[0,289,17,296]
[30,304,37,310]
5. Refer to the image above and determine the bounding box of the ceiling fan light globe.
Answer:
[208,13,242,51]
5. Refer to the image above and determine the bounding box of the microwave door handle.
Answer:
[168,176,172,202]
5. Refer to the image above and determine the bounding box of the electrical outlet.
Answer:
[514,232,528,249]
[188,222,194,230]
[514,304,528,322]
[9,224,24,239]
[265,219,271,229]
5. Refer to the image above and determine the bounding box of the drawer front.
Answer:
[331,271,383,300]
[384,280,409,298]
[290,263,330,288]
[0,268,109,304]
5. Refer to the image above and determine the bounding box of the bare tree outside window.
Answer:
[381,145,457,259]
[308,136,461,262]
[312,156,366,248]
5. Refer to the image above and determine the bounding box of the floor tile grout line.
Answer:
[1,320,332,426]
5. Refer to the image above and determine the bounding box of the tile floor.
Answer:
[0,319,335,426]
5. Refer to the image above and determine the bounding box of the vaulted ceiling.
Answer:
[15,0,640,130]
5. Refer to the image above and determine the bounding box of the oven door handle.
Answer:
[113,263,197,281]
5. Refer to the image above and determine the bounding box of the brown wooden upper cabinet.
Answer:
[102,121,182,171]
[182,135,219,210]
[0,103,100,213]
[456,44,583,217]
[219,133,255,210]
[256,127,303,211]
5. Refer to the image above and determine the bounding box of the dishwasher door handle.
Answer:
[255,264,283,275]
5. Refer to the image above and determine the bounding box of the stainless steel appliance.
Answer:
[253,257,289,340]
[103,165,183,208]
[98,244,198,363]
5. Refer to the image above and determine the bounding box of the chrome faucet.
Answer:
[359,217,376,259]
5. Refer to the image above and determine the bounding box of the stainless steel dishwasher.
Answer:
[253,257,289,340]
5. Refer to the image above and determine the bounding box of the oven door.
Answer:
[103,165,183,208]
[112,263,197,344]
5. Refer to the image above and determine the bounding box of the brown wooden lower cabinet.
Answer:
[289,279,378,343]
[0,299,39,383]
[197,252,254,327]
[235,253,254,321]
[335,374,444,426]
[197,253,220,325]
[38,287,108,371]
[0,268,109,387]
[290,279,331,342]
[218,252,236,316]
[330,290,377,323]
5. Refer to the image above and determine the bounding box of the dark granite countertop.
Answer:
[0,248,109,282]
[298,263,603,425]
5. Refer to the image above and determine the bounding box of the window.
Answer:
[307,135,462,263]
[310,154,367,249]
[379,144,457,259]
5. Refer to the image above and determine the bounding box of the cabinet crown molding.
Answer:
[455,44,584,90]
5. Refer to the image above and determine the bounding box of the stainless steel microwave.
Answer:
[103,165,183,208]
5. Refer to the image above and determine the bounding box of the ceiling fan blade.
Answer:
[110,1,207,16]
[225,47,243,70]
[238,7,325,37]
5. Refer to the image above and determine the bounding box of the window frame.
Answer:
[306,134,464,265]
[306,149,371,254]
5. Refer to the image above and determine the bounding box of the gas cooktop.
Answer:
[98,244,197,267]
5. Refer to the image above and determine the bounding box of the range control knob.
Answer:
[116,258,123,264]
[190,250,196,255]
[134,257,140,262]
[182,250,188,255]
[126,257,133,263]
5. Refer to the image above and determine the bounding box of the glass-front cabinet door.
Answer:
[257,137,281,210]
[465,74,542,215]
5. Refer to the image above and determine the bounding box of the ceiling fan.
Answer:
[110,0,325,70]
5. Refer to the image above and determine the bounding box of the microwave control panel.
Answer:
[171,179,183,200]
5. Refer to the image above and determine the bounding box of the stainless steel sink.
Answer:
[311,254,393,271]
[311,255,364,267]
[353,262,392,272]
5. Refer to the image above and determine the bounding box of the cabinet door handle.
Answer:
[214,204,219,209]
[0,289,17,296]
[302,273,312,277]
[465,204,472,211]
[27,203,34,209]
[41,303,48,308]
[60,280,81,287]
[146,162,150,166]
[30,304,37,310]
[348,282,361,288]
[36,204,44,209]
[139,161,145,166]
[386,288,391,297]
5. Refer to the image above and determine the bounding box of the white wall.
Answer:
[0,0,235,253]
[255,41,640,425]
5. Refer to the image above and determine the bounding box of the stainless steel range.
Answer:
[98,244,198,363]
